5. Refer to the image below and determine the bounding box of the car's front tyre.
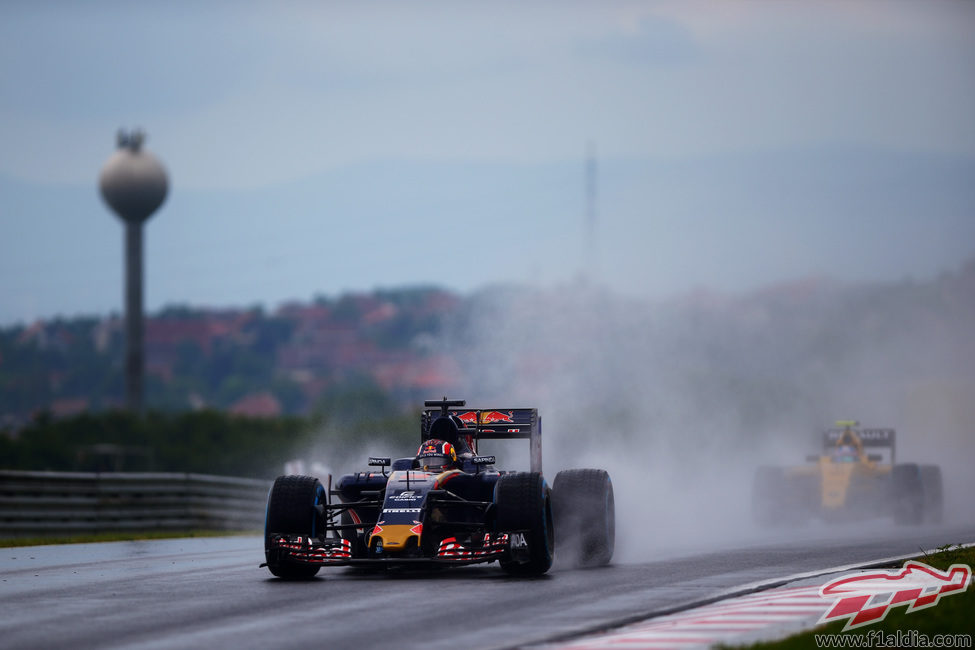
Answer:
[892,463,924,525]
[264,474,324,579]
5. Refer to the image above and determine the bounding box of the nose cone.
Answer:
[370,524,421,552]
[99,147,168,223]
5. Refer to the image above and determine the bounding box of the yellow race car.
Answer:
[752,421,943,525]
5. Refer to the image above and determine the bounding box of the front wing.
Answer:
[266,531,518,567]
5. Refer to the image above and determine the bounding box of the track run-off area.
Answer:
[2,522,974,649]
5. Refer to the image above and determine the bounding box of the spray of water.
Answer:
[442,264,975,560]
[278,262,974,561]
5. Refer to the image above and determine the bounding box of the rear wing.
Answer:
[824,426,896,464]
[421,405,542,474]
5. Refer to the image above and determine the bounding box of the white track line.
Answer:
[556,586,826,649]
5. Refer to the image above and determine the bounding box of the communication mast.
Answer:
[585,141,598,281]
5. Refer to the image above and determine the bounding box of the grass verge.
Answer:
[723,544,975,648]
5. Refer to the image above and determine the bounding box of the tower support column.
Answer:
[125,220,144,413]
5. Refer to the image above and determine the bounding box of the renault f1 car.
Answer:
[752,421,943,525]
[262,398,615,579]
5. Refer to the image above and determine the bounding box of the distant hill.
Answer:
[0,286,462,428]
[2,260,974,456]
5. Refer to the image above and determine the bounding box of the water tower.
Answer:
[99,129,168,413]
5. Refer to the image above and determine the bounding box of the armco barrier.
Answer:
[0,470,271,537]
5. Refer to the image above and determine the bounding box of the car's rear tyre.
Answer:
[552,469,615,567]
[919,464,944,524]
[892,463,923,525]
[264,475,324,579]
[495,472,554,576]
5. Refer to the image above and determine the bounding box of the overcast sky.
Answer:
[1,1,974,325]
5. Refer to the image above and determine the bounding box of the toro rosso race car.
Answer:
[752,421,943,525]
[262,398,615,579]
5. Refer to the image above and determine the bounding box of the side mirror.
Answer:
[368,457,391,476]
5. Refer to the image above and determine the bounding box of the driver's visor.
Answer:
[419,454,450,470]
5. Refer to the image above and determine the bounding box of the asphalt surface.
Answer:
[2,521,974,650]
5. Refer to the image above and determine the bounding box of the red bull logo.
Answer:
[456,410,514,424]
[818,560,971,630]
[479,410,514,424]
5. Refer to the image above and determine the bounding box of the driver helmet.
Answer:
[832,444,857,462]
[416,439,457,472]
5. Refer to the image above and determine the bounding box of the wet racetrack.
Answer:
[3,521,974,649]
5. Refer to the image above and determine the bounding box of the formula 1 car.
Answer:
[262,398,615,579]
[752,421,943,526]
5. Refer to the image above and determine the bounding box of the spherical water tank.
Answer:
[99,130,168,223]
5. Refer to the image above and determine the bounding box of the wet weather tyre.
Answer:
[264,475,324,579]
[552,469,615,567]
[919,465,944,525]
[495,473,554,576]
[892,463,923,525]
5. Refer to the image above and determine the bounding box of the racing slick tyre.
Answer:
[264,475,325,579]
[552,469,615,567]
[494,472,554,576]
[892,463,923,525]
[919,465,944,525]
